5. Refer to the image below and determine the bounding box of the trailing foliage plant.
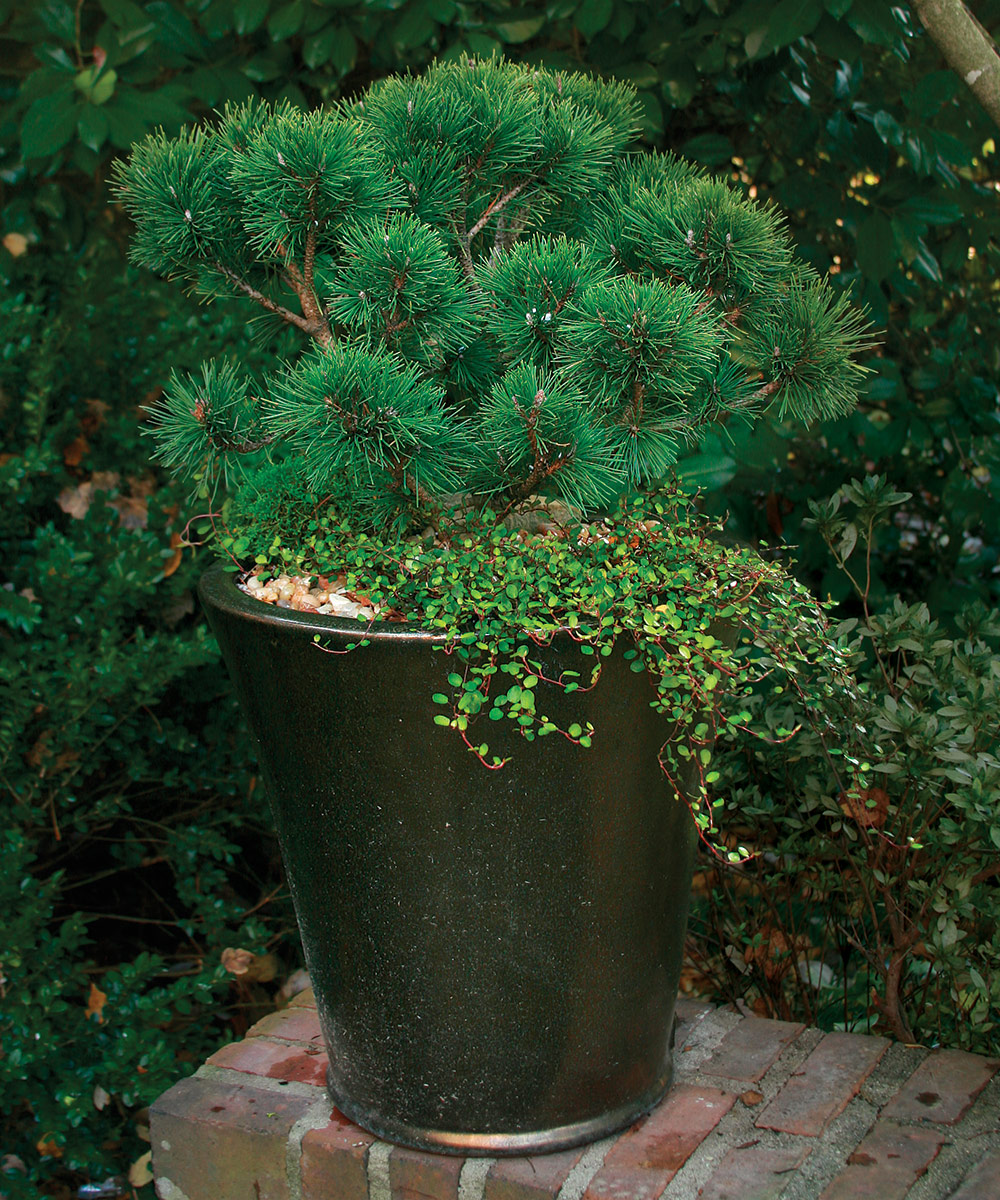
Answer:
[116,57,873,853]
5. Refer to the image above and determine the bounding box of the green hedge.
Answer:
[0,244,301,1195]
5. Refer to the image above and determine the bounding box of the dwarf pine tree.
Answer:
[115,58,872,534]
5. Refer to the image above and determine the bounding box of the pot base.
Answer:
[326,1061,674,1157]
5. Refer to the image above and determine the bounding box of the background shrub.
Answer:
[1,1,998,1193]
[693,479,1000,1055]
[0,245,300,1195]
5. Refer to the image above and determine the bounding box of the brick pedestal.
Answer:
[151,992,999,1200]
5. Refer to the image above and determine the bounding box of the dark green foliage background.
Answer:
[1,0,998,1192]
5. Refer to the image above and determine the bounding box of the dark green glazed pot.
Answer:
[199,564,699,1156]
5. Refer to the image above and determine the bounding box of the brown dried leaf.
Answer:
[35,1134,63,1159]
[53,748,80,772]
[128,1150,153,1187]
[63,435,90,468]
[744,925,810,981]
[221,947,255,976]
[160,589,195,628]
[81,398,111,433]
[85,982,108,1024]
[26,729,53,768]
[221,947,278,982]
[3,232,28,257]
[127,473,158,498]
[91,470,120,491]
[162,531,185,579]
[840,787,890,829]
[58,482,94,520]
[245,953,278,983]
[110,493,148,531]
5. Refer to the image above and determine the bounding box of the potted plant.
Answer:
[115,58,869,1155]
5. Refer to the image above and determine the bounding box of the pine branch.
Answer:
[628,377,646,427]
[203,425,278,455]
[387,454,443,515]
[283,258,329,335]
[452,203,476,285]
[274,219,331,342]
[506,210,532,250]
[300,188,327,332]
[468,181,530,242]
[493,386,573,518]
[215,263,331,345]
[752,378,784,403]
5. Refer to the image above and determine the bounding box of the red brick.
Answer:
[755,1032,888,1137]
[881,1049,999,1125]
[150,1074,314,1200]
[675,998,714,1024]
[287,988,318,1008]
[698,1140,812,1200]
[484,1145,586,1200]
[246,1006,324,1043]
[300,1106,376,1200]
[947,1148,1000,1199]
[701,1018,805,1084]
[390,1146,464,1200]
[209,1035,329,1088]
[674,999,713,1050]
[818,1120,944,1200]
[582,1085,736,1200]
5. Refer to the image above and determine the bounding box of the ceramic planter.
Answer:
[199,564,699,1156]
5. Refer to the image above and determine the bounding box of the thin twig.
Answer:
[467,181,529,242]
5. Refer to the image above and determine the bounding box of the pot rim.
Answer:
[198,560,459,645]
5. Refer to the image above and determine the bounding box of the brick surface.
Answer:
[674,1000,713,1052]
[701,1018,805,1084]
[484,1146,586,1200]
[150,1074,314,1200]
[946,1148,1000,1199]
[881,1048,999,1125]
[208,1035,329,1087]
[246,1005,324,1043]
[675,998,715,1023]
[287,987,318,1008]
[299,1106,376,1200]
[818,1120,944,1200]
[582,1085,736,1200]
[150,1004,1000,1200]
[756,1032,888,1137]
[698,1140,813,1200]
[390,1145,464,1200]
